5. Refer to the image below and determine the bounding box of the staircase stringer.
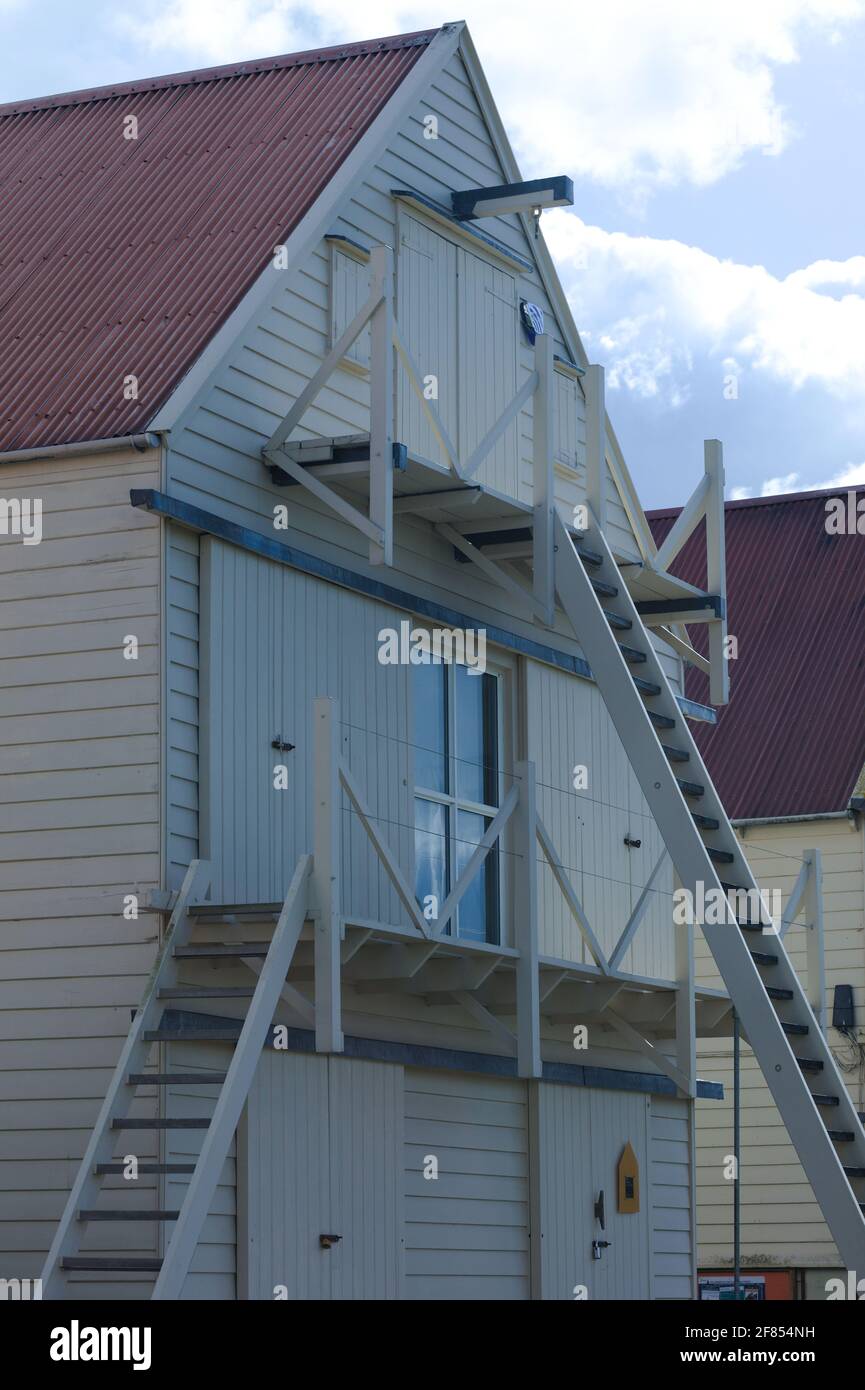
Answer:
[152,854,312,1299]
[553,511,865,1272]
[40,858,212,1299]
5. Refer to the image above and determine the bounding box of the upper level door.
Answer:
[396,211,519,495]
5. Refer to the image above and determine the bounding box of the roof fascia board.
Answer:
[456,29,656,558]
[149,22,463,436]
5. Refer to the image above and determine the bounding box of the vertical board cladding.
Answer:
[403,1068,530,1300]
[241,1051,403,1300]
[535,1084,652,1299]
[694,817,860,1270]
[203,539,412,910]
[650,1094,694,1299]
[0,447,162,1293]
[526,660,676,979]
[165,1041,236,1300]
[167,525,200,890]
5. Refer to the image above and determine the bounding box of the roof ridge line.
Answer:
[0,28,440,117]
[647,481,865,517]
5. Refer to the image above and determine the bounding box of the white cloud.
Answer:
[724,462,865,499]
[119,0,865,198]
[544,210,865,406]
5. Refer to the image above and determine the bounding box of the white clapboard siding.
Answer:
[526,661,676,980]
[403,1068,530,1300]
[241,1051,403,1300]
[0,447,162,1289]
[650,1095,694,1299]
[695,817,863,1268]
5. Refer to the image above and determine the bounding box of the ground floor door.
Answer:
[240,1052,403,1299]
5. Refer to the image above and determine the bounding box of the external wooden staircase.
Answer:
[549,508,865,1271]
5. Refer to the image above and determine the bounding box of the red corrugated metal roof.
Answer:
[0,30,439,452]
[647,487,865,819]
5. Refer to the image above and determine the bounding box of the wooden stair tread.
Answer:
[61,1257,162,1272]
[111,1117,210,1129]
[95,1162,194,1174]
[128,1072,227,1085]
[79,1209,180,1221]
[175,943,270,958]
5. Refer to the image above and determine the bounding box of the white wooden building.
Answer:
[1,24,863,1301]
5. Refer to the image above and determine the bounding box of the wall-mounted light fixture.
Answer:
[452,176,574,221]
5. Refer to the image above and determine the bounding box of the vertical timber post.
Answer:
[369,244,394,567]
[313,696,344,1053]
[804,848,826,1033]
[532,332,555,627]
[514,759,541,1078]
[704,439,729,705]
[674,878,697,1098]
[585,363,606,536]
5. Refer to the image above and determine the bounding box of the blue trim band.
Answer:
[130,488,717,725]
[158,1011,723,1098]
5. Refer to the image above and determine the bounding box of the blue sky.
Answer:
[3,0,864,507]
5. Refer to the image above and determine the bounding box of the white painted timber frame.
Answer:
[777,846,827,1032]
[552,507,865,1270]
[647,439,730,704]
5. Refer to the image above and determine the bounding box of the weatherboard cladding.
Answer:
[0,30,437,452]
[647,487,865,819]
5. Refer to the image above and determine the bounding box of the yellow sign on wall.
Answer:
[617,1141,640,1214]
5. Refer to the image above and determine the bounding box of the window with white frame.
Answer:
[412,655,505,944]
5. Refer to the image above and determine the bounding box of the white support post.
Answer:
[313,696,344,1053]
[514,760,541,1078]
[704,439,729,705]
[369,245,394,566]
[532,334,555,627]
[674,875,697,1098]
[585,363,606,535]
[803,848,827,1034]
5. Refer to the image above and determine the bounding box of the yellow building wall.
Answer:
[695,814,865,1271]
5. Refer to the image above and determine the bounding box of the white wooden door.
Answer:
[242,1052,403,1299]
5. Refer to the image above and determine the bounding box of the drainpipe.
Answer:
[0,433,160,465]
[733,1008,741,1299]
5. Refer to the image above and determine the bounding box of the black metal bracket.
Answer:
[272,737,296,753]
[594,1189,605,1229]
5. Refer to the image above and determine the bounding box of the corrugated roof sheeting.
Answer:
[647,489,865,820]
[0,31,437,451]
